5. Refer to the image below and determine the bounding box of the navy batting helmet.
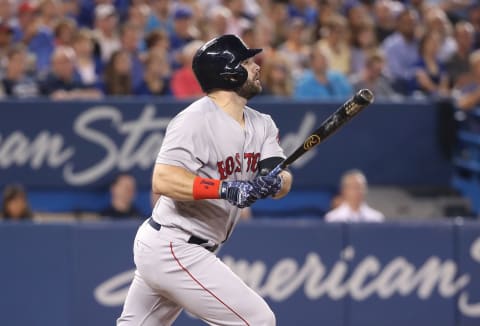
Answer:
[192,34,262,93]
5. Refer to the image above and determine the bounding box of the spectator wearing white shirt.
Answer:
[93,4,120,63]
[325,170,384,223]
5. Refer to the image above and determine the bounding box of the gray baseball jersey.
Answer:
[153,96,285,243]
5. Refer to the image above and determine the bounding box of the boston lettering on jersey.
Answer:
[217,152,260,179]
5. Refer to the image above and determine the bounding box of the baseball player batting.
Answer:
[117,34,293,326]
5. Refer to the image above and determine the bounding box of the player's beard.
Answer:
[236,77,262,100]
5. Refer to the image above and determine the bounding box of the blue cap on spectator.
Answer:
[174,6,193,20]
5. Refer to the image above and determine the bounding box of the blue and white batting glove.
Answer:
[250,174,283,199]
[220,181,258,208]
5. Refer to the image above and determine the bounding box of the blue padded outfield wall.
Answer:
[0,98,453,215]
[1,219,480,326]
[0,98,450,190]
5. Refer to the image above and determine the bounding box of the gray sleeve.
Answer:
[156,113,207,173]
[261,115,286,160]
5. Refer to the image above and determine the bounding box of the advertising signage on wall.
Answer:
[1,220,479,326]
[0,99,450,189]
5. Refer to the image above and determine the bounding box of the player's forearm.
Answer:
[273,170,292,199]
[152,164,197,200]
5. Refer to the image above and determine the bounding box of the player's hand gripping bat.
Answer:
[268,88,374,177]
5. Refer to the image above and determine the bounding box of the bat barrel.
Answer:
[268,89,375,178]
[355,89,374,105]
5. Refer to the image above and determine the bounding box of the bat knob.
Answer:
[355,89,374,105]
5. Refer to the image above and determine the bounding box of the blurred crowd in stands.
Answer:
[0,0,476,108]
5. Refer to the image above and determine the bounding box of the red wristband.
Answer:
[192,177,221,200]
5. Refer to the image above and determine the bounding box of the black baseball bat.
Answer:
[269,89,374,177]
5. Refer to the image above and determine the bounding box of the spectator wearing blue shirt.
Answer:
[15,1,55,75]
[169,5,196,69]
[169,6,195,51]
[287,0,317,26]
[382,8,420,95]
[145,0,174,35]
[294,44,353,100]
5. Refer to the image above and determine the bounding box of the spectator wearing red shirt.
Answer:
[171,40,203,99]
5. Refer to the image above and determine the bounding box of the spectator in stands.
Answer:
[145,29,170,56]
[16,1,55,74]
[134,52,170,96]
[101,173,141,219]
[409,0,431,19]
[382,8,420,95]
[260,51,293,97]
[145,0,173,35]
[54,17,77,47]
[469,5,480,48]
[447,21,475,89]
[238,25,252,45]
[60,0,79,21]
[454,50,480,110]
[373,0,396,43]
[37,0,62,30]
[72,28,101,87]
[0,0,14,25]
[169,5,196,53]
[265,1,288,47]
[313,0,338,39]
[0,22,13,66]
[171,40,203,99]
[414,32,450,97]
[223,0,251,35]
[40,46,102,99]
[277,18,310,80]
[287,0,317,26]
[144,28,171,70]
[350,50,397,99]
[317,15,351,75]
[325,170,384,223]
[127,3,149,35]
[104,49,133,95]
[92,4,120,63]
[1,184,33,221]
[120,22,144,89]
[206,6,232,40]
[294,44,353,100]
[346,2,370,32]
[350,20,379,75]
[440,1,474,23]
[424,8,457,63]
[2,44,39,98]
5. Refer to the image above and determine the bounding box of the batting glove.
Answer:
[250,174,283,199]
[220,181,258,208]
